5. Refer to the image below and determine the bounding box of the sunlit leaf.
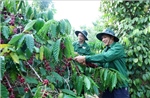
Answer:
[0,44,11,48]
[23,20,36,32]
[84,76,91,90]
[10,52,19,64]
[39,46,44,61]
[8,33,24,45]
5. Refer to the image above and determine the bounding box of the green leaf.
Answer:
[2,26,10,39]
[25,34,34,53]
[76,76,83,95]
[46,76,56,83]
[100,68,105,83]
[50,23,57,38]
[17,35,25,49]
[33,85,42,98]
[111,73,117,90]
[63,94,75,98]
[133,58,138,63]
[37,19,53,38]
[33,18,45,32]
[23,20,36,32]
[137,46,141,51]
[8,33,24,44]
[26,6,33,19]
[17,0,23,11]
[0,84,9,98]
[39,46,44,61]
[59,19,66,35]
[52,72,63,83]
[61,89,76,97]
[40,67,46,76]
[47,10,53,20]
[104,69,108,81]
[123,37,130,46]
[84,76,91,90]
[19,61,26,73]
[64,36,75,58]
[88,77,99,88]
[0,56,6,81]
[43,46,52,59]
[25,76,38,84]
[10,52,19,64]
[53,39,61,62]
[64,19,71,35]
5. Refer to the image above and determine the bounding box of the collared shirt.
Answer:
[73,41,91,55]
[86,42,128,87]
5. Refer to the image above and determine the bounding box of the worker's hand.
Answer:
[74,56,86,64]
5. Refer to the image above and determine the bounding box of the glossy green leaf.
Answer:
[37,19,52,37]
[2,26,10,39]
[25,76,38,84]
[43,46,52,59]
[84,76,91,90]
[50,23,57,38]
[8,33,24,44]
[0,84,9,98]
[33,18,45,32]
[26,6,33,19]
[0,56,5,81]
[76,75,83,95]
[133,58,138,63]
[52,72,63,83]
[23,20,36,32]
[10,52,19,64]
[64,36,75,58]
[104,69,108,81]
[59,19,66,35]
[64,19,71,35]
[40,67,46,76]
[47,10,53,20]
[61,89,76,97]
[111,73,117,90]
[53,39,61,62]
[39,46,44,61]
[17,35,25,49]
[25,34,34,53]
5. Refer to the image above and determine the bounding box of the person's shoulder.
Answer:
[73,41,78,45]
[113,42,124,48]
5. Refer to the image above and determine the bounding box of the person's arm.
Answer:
[86,44,123,63]
[74,44,123,64]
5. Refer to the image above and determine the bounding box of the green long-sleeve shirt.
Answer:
[86,42,128,87]
[73,41,91,55]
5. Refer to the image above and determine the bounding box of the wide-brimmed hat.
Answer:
[96,28,119,42]
[75,30,88,40]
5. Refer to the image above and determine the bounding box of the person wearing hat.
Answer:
[73,30,91,56]
[74,28,129,98]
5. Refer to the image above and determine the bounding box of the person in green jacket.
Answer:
[74,28,129,98]
[73,30,91,56]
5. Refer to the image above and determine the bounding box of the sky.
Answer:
[53,1,101,30]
